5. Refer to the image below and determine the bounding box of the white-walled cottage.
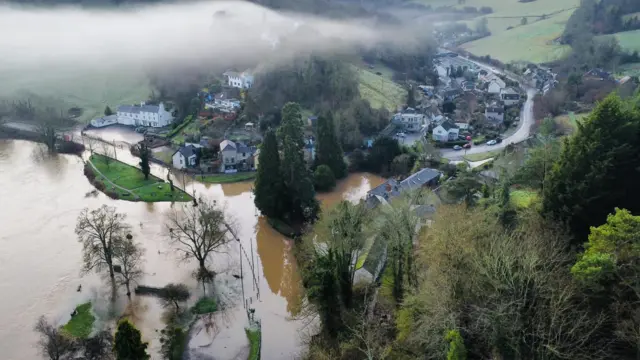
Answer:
[432,120,459,142]
[172,145,199,170]
[116,102,173,128]
[224,71,254,89]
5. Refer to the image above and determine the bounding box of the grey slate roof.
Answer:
[400,168,441,191]
[175,145,198,159]
[439,120,458,131]
[236,142,253,154]
[117,104,160,114]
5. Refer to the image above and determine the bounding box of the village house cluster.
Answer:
[392,51,524,145]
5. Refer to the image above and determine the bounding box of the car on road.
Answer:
[486,140,497,146]
[495,137,503,144]
[396,132,406,138]
[463,143,471,149]
[453,145,462,151]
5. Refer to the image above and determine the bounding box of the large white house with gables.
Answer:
[224,70,254,89]
[91,102,173,128]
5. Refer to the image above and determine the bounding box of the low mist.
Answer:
[0,0,406,74]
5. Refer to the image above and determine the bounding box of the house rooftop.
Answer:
[220,139,237,151]
[439,120,458,131]
[117,103,161,114]
[175,144,198,158]
[400,168,441,191]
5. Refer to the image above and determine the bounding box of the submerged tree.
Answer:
[160,283,190,313]
[113,320,149,360]
[75,206,131,282]
[113,234,144,298]
[34,316,76,360]
[165,198,230,272]
[79,331,114,360]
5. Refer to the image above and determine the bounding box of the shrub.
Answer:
[159,326,187,360]
[191,297,217,314]
[106,191,119,199]
[84,164,96,181]
[93,180,106,192]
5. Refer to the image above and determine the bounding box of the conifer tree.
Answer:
[253,129,284,219]
[315,111,347,179]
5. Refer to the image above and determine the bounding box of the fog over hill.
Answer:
[0,0,407,74]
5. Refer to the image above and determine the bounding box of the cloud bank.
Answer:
[0,0,403,73]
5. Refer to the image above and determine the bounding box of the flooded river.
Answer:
[0,137,384,360]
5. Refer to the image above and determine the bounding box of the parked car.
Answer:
[396,132,406,138]
[495,137,503,144]
[463,143,471,149]
[486,140,497,146]
[453,145,462,151]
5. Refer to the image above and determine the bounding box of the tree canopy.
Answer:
[113,320,149,360]
[253,129,285,219]
[314,112,346,179]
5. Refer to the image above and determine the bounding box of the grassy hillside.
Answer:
[419,0,579,63]
[0,66,151,122]
[351,65,406,111]
[610,29,640,52]
[461,9,575,63]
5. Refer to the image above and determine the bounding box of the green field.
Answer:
[196,172,256,184]
[463,149,502,162]
[62,303,95,339]
[0,66,151,122]
[461,9,575,63]
[619,62,640,77]
[352,65,406,111]
[89,154,192,202]
[610,30,640,52]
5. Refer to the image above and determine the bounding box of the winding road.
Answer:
[441,88,536,160]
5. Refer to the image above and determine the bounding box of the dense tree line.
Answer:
[299,93,640,359]
[562,0,640,44]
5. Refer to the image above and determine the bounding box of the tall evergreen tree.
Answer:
[543,95,640,245]
[406,85,417,108]
[254,129,284,219]
[278,102,320,224]
[113,320,149,360]
[137,142,151,180]
[314,112,347,179]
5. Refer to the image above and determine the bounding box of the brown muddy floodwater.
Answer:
[0,137,384,360]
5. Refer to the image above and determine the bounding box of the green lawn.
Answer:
[510,188,539,209]
[463,149,502,162]
[62,303,95,339]
[245,327,261,360]
[196,172,256,184]
[352,65,406,111]
[191,297,218,315]
[619,62,640,77]
[88,154,192,202]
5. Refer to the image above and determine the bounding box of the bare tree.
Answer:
[75,206,131,282]
[35,110,65,153]
[100,143,113,168]
[78,330,114,360]
[160,283,190,313]
[34,316,76,360]
[113,234,144,298]
[165,198,230,272]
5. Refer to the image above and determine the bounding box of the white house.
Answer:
[500,87,521,106]
[432,120,459,142]
[224,71,254,89]
[394,109,427,133]
[220,139,255,172]
[172,145,198,170]
[116,102,173,128]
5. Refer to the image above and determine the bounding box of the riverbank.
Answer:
[85,153,193,202]
[195,172,256,184]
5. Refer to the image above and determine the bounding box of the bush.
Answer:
[84,164,96,181]
[93,180,106,192]
[106,191,119,199]
[191,297,217,314]
[314,165,336,192]
[160,326,187,360]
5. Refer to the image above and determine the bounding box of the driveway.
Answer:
[442,88,536,160]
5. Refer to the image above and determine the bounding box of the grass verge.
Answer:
[195,172,256,184]
[463,149,502,162]
[62,303,95,339]
[245,327,261,360]
[191,297,218,315]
